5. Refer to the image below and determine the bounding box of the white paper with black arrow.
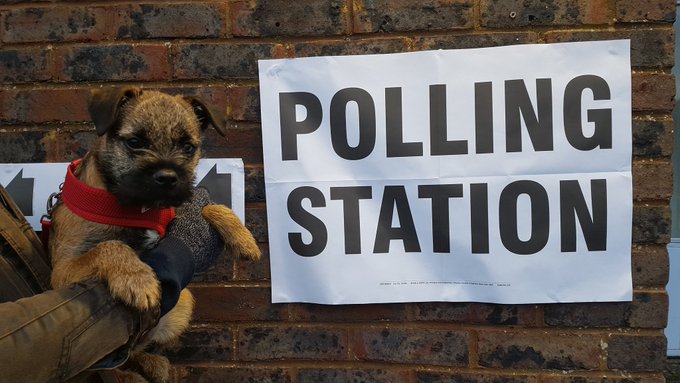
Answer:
[0,158,245,231]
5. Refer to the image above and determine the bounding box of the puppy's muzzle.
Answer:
[153,169,178,188]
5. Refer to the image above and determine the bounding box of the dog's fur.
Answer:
[49,87,261,382]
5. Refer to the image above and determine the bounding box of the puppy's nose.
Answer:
[153,169,178,187]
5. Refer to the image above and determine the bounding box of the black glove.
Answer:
[140,187,225,316]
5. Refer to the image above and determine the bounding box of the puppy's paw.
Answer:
[132,353,171,383]
[202,204,261,261]
[114,369,149,383]
[107,261,161,311]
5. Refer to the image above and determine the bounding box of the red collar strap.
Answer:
[60,160,175,237]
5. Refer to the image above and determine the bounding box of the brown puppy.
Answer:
[48,87,261,382]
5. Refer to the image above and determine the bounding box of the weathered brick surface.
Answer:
[238,326,349,360]
[632,205,671,244]
[544,292,668,329]
[294,36,409,57]
[414,31,538,51]
[231,0,350,37]
[480,0,613,28]
[173,366,292,383]
[632,245,669,288]
[0,0,673,381]
[1,6,110,43]
[56,44,170,82]
[477,331,603,370]
[633,116,674,157]
[616,0,676,22]
[633,160,673,200]
[0,47,51,83]
[414,302,541,326]
[544,28,675,68]
[114,3,227,39]
[291,302,406,322]
[417,372,535,383]
[0,88,91,124]
[298,368,411,383]
[190,285,282,322]
[351,327,469,366]
[607,334,667,371]
[172,42,284,80]
[165,324,233,362]
[353,0,474,33]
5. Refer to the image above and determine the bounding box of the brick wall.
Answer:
[0,1,674,382]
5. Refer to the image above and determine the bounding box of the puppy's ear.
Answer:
[88,87,142,136]
[183,96,227,136]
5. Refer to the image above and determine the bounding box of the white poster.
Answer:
[0,158,246,230]
[259,40,632,304]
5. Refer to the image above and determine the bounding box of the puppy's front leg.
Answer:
[51,240,161,311]
[201,205,261,261]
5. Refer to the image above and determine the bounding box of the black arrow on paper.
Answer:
[197,165,232,208]
[5,170,34,216]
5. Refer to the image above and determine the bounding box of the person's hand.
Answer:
[166,187,225,273]
[140,187,225,316]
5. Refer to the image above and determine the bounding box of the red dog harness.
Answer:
[41,160,175,247]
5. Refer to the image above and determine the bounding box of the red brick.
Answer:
[629,291,668,328]
[545,28,675,68]
[164,324,233,362]
[632,204,671,244]
[540,375,665,383]
[244,164,265,203]
[0,47,52,83]
[632,73,675,112]
[616,0,676,22]
[633,159,673,200]
[0,88,90,124]
[543,292,667,329]
[172,42,285,80]
[299,368,411,383]
[294,37,409,57]
[41,127,97,162]
[190,249,234,284]
[291,303,406,322]
[237,326,349,361]
[113,2,227,39]
[227,84,260,122]
[632,245,669,288]
[189,285,284,322]
[632,116,673,157]
[234,242,270,281]
[477,330,603,370]
[607,334,666,371]
[354,0,474,33]
[414,32,538,51]
[231,0,350,37]
[418,372,536,383]
[173,366,292,383]
[480,0,613,27]
[1,6,111,43]
[201,124,263,164]
[0,129,47,162]
[56,44,170,82]
[415,302,541,326]
[244,204,267,243]
[351,327,469,366]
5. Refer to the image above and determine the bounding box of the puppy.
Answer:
[48,87,261,382]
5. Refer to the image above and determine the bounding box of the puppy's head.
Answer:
[87,87,226,208]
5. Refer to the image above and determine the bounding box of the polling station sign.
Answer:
[259,40,632,304]
[0,158,246,231]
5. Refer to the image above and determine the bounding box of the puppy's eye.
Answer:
[125,137,146,150]
[181,143,196,155]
